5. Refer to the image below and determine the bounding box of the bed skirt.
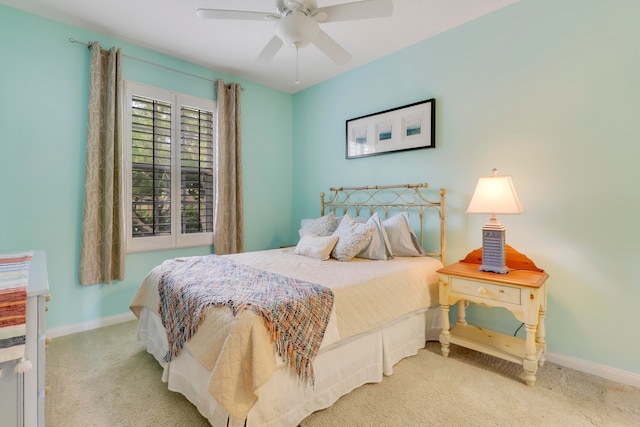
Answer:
[137,306,441,427]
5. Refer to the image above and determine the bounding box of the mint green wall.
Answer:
[292,0,640,375]
[0,6,293,329]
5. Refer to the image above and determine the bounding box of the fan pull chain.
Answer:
[295,45,300,85]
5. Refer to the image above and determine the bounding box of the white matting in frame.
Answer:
[345,98,435,159]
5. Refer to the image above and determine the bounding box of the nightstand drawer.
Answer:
[451,277,520,304]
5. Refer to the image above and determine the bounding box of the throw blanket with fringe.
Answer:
[158,255,334,384]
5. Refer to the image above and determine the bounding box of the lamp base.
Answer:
[479,218,509,274]
[479,264,510,274]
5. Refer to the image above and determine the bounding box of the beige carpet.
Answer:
[46,321,639,426]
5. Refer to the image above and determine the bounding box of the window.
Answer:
[123,81,216,252]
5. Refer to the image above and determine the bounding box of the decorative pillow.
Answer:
[382,212,425,257]
[299,211,338,237]
[331,214,375,262]
[357,212,393,260]
[294,234,339,260]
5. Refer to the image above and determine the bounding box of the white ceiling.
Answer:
[1,0,518,93]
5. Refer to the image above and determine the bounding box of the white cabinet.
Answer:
[0,251,48,427]
[0,358,20,422]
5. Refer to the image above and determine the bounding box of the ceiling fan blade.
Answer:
[316,0,393,23]
[312,30,351,65]
[257,36,285,63]
[196,9,274,21]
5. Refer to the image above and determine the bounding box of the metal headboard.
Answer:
[320,183,446,263]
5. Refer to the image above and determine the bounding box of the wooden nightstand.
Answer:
[438,261,549,386]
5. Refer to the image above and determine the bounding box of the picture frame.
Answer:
[345,98,436,159]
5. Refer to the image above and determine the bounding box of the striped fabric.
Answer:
[158,255,334,384]
[0,252,32,364]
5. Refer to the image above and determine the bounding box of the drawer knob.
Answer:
[45,386,52,395]
[477,287,488,295]
[45,294,52,302]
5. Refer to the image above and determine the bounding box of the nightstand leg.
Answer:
[440,303,451,357]
[457,300,467,325]
[523,324,538,386]
[537,282,547,366]
[537,307,546,366]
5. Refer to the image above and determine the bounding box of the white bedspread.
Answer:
[130,248,442,419]
[225,248,441,341]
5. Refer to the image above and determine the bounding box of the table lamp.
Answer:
[466,168,524,274]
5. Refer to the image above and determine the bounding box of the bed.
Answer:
[130,183,446,427]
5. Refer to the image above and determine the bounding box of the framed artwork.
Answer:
[345,98,436,159]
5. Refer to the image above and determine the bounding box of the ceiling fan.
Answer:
[197,0,394,66]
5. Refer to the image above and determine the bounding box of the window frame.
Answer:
[123,81,216,253]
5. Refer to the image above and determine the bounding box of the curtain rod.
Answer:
[69,37,244,90]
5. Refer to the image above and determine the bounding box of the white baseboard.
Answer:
[47,312,137,339]
[546,351,640,389]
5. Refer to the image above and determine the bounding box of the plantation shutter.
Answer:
[180,106,214,234]
[130,95,172,237]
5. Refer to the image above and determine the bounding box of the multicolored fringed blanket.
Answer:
[158,255,334,384]
[0,252,32,364]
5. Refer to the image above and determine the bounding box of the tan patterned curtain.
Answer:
[79,42,124,285]
[214,80,244,254]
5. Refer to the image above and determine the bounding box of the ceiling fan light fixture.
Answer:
[275,14,319,49]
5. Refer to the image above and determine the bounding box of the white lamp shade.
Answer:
[466,174,524,215]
